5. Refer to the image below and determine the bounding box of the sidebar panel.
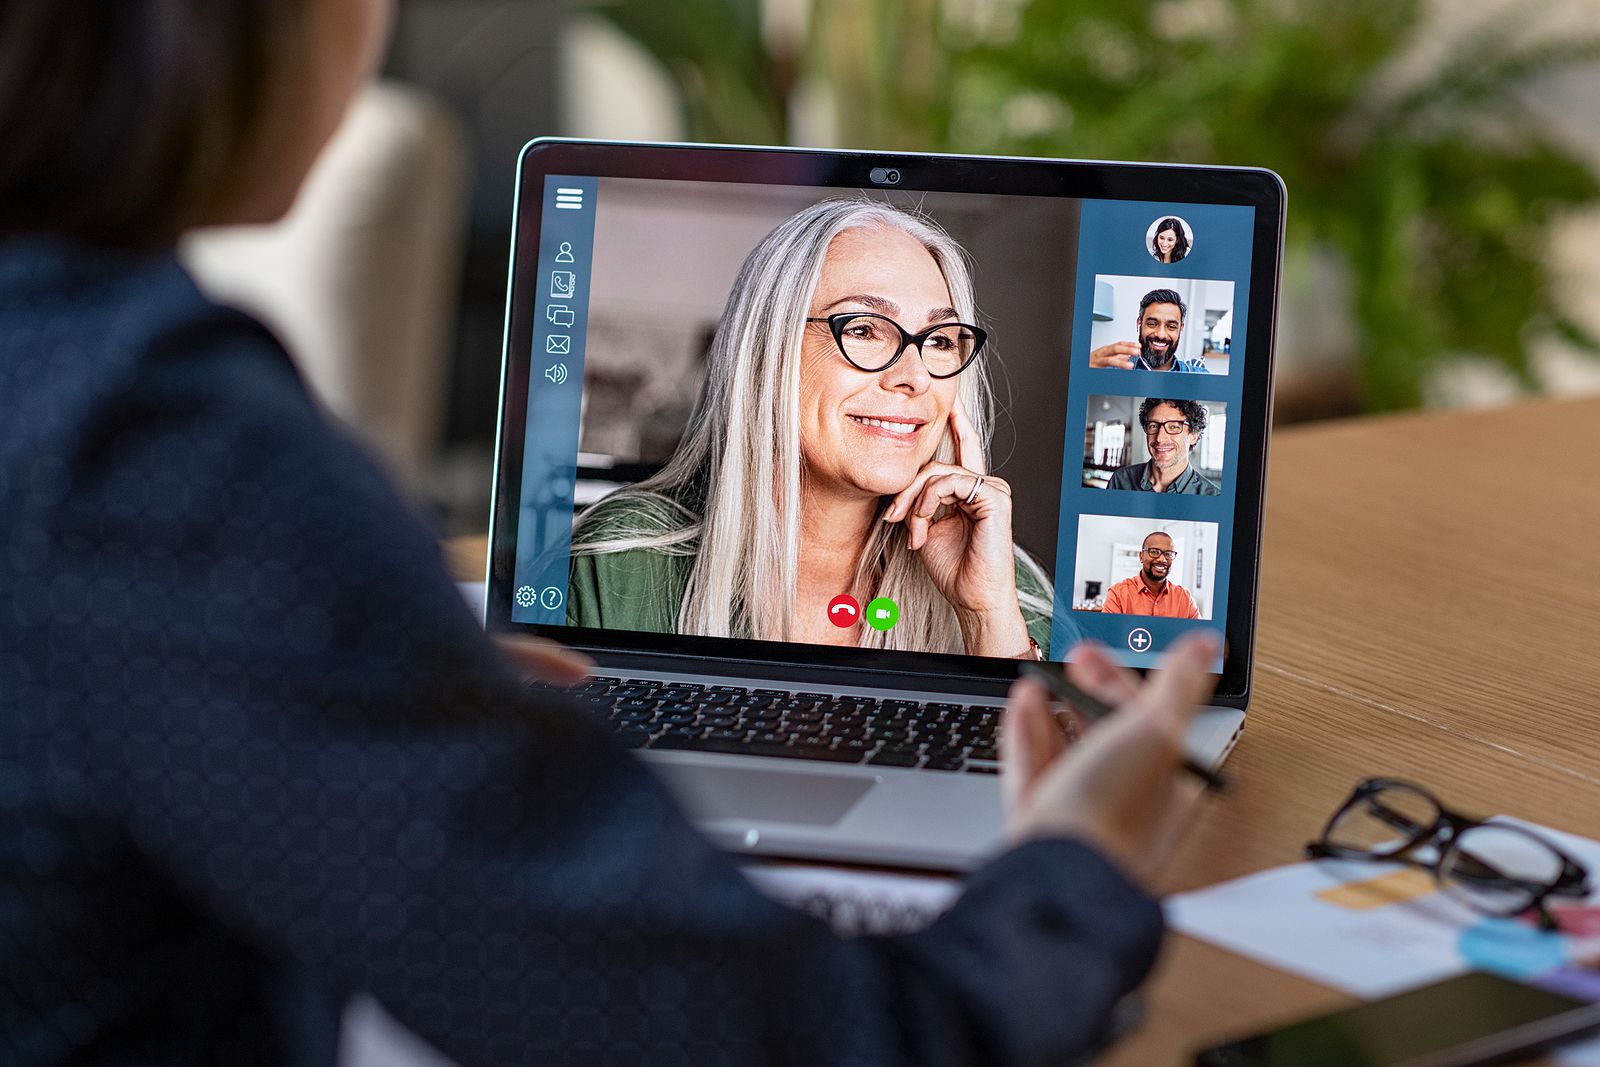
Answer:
[511,175,599,624]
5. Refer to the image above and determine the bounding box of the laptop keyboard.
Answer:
[549,676,1004,773]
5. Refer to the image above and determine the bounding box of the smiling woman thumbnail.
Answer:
[566,198,1054,659]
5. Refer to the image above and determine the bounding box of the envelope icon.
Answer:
[546,335,571,354]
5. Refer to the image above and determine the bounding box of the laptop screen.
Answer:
[493,146,1276,684]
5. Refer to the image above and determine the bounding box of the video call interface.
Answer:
[510,174,1254,668]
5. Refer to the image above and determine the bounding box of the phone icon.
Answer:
[550,271,576,299]
[827,594,860,628]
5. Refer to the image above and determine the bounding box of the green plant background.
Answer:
[593,0,1600,412]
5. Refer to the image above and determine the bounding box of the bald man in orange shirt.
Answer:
[1100,532,1201,619]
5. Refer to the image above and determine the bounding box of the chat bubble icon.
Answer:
[547,304,575,328]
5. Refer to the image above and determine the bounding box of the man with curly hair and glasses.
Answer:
[1107,398,1220,495]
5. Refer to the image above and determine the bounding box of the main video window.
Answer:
[559,179,1083,660]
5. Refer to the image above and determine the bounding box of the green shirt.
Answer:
[567,494,1055,657]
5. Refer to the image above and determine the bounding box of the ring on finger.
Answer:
[963,475,984,505]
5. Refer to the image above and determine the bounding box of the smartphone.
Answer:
[1194,972,1600,1067]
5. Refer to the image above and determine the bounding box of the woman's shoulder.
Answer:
[568,489,699,631]
[0,243,323,521]
[1,242,302,427]
[574,488,700,544]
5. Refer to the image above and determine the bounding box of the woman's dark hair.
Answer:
[1151,217,1190,263]
[0,1,306,248]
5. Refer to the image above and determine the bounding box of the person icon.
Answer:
[555,242,575,264]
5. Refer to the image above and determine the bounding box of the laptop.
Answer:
[485,139,1284,870]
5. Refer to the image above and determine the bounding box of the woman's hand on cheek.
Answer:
[881,403,1030,656]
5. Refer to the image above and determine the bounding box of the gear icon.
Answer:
[515,585,538,608]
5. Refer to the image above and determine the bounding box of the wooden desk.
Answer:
[451,394,1600,1065]
[1102,394,1600,1065]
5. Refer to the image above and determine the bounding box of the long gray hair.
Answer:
[573,197,1049,652]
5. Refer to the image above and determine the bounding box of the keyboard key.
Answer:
[650,735,865,763]
[965,764,1000,775]
[612,729,652,749]
[923,755,965,771]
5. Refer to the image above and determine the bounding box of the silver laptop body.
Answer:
[486,140,1283,871]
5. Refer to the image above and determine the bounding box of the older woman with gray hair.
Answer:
[569,198,1055,659]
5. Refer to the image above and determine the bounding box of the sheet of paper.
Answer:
[1170,818,1600,1065]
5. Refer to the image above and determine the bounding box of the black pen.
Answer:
[1020,662,1229,792]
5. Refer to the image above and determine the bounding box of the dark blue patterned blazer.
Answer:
[0,240,1162,1066]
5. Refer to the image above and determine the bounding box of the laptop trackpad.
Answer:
[656,763,874,826]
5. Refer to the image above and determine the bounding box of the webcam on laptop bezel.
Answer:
[868,166,902,186]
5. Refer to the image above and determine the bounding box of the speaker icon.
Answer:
[545,363,569,385]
